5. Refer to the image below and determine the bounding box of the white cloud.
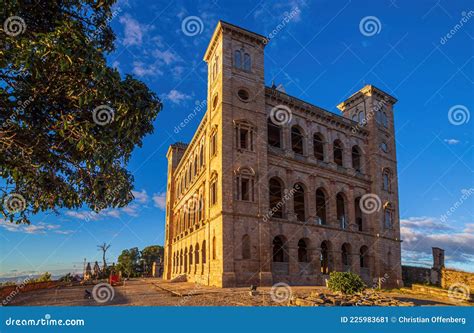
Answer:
[171,66,185,80]
[132,61,163,77]
[119,14,148,47]
[0,220,73,235]
[132,189,149,203]
[444,138,460,145]
[153,49,180,65]
[164,89,191,104]
[152,192,166,210]
[401,216,474,269]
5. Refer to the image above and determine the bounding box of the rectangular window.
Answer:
[210,180,217,205]
[241,178,250,201]
[240,128,248,149]
[210,132,217,157]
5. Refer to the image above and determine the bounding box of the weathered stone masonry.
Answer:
[163,21,403,288]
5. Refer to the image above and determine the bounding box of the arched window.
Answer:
[189,245,193,268]
[354,197,363,231]
[234,50,242,69]
[352,146,361,172]
[358,111,366,125]
[382,112,388,128]
[320,241,331,274]
[333,140,343,166]
[199,145,205,167]
[272,236,288,262]
[293,183,305,222]
[195,243,200,265]
[336,193,346,229]
[269,177,284,218]
[210,172,218,205]
[313,133,325,161]
[291,126,304,155]
[315,188,327,225]
[384,204,393,229]
[382,168,391,191]
[360,246,369,268]
[267,118,282,148]
[212,236,217,260]
[298,239,309,262]
[184,248,188,273]
[341,243,351,269]
[242,234,251,259]
[194,155,198,175]
[202,240,206,264]
[243,53,251,71]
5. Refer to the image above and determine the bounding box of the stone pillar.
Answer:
[327,181,337,227]
[311,247,321,276]
[432,247,445,269]
[288,246,299,277]
[347,187,356,230]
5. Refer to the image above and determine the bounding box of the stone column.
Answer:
[288,245,298,277]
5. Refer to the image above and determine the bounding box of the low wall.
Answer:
[0,281,63,304]
[441,268,474,290]
[402,265,430,286]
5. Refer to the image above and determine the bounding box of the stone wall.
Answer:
[441,268,474,289]
[402,265,430,286]
[0,281,63,305]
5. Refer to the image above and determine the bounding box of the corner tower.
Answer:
[338,85,402,287]
[203,21,269,286]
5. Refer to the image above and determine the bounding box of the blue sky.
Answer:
[1,0,473,278]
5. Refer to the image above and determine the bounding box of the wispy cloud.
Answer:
[152,192,166,210]
[0,220,73,235]
[119,14,150,47]
[401,216,474,271]
[444,138,460,145]
[132,61,163,77]
[132,189,149,203]
[163,89,191,104]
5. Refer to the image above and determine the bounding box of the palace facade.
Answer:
[163,21,402,288]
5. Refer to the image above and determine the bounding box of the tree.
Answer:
[0,1,162,224]
[97,242,111,269]
[116,247,140,278]
[141,245,164,275]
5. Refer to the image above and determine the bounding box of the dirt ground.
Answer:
[6,278,470,306]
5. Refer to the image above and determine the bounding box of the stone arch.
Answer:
[293,182,306,222]
[320,240,333,274]
[269,176,285,219]
[341,243,352,270]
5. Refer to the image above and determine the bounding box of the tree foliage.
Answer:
[0,1,162,224]
[141,245,164,274]
[116,247,141,278]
